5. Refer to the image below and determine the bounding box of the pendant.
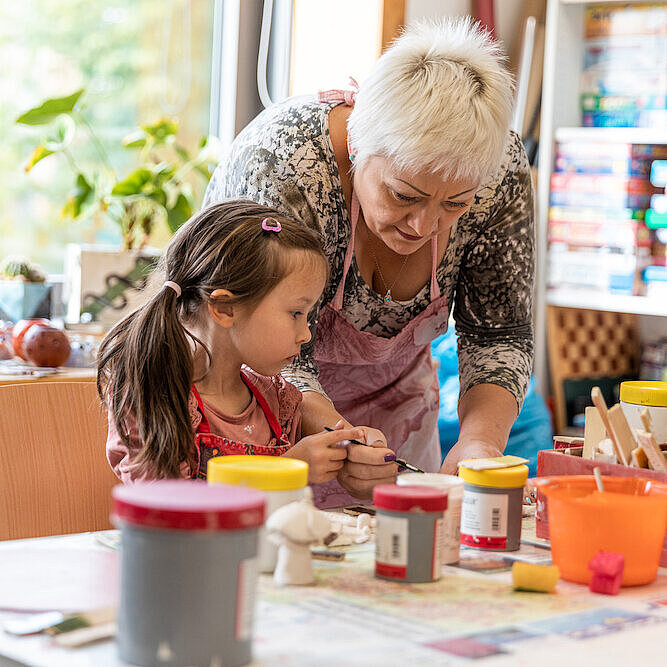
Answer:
[384,290,392,303]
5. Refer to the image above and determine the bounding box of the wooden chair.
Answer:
[546,306,640,433]
[0,381,119,540]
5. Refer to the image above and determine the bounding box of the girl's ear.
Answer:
[208,289,236,328]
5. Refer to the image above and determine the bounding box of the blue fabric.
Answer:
[433,331,552,476]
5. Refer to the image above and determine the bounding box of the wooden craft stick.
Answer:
[636,430,667,473]
[630,447,649,469]
[640,408,653,434]
[52,621,116,648]
[591,387,627,466]
[583,406,605,460]
[607,404,637,467]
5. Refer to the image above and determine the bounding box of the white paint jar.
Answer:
[396,473,464,564]
[208,455,308,573]
[620,381,667,444]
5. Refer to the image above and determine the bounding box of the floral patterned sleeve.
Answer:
[454,132,535,412]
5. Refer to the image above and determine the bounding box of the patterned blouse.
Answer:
[203,96,535,411]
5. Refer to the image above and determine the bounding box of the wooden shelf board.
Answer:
[547,288,667,317]
[555,127,667,145]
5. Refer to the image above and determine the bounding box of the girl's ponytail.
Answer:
[97,282,196,478]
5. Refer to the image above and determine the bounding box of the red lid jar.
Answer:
[373,484,448,513]
[112,479,265,531]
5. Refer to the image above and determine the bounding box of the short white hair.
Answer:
[347,17,515,183]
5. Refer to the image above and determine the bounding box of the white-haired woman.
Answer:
[204,18,534,508]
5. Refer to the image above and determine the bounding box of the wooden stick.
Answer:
[636,430,667,473]
[630,447,649,469]
[583,406,605,460]
[640,408,653,434]
[607,404,637,467]
[591,387,628,466]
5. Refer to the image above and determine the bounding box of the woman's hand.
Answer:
[336,424,397,499]
[439,439,504,475]
[285,426,365,484]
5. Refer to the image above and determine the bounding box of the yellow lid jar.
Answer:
[458,463,528,552]
[208,456,309,573]
[620,381,667,445]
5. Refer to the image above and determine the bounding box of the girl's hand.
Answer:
[439,439,504,475]
[285,426,366,484]
[336,424,397,500]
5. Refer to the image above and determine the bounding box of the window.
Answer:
[1,0,216,272]
[290,0,384,96]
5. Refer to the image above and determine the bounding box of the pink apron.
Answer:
[312,192,450,508]
[190,371,292,479]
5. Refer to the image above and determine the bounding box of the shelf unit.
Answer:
[534,0,667,394]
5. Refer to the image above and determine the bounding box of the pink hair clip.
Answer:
[261,217,282,232]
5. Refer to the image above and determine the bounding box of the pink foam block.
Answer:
[588,551,625,595]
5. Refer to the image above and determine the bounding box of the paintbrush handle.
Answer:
[323,427,424,473]
[396,459,425,474]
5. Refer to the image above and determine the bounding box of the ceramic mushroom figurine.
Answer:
[266,487,331,586]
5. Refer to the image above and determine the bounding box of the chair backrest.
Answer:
[0,381,119,540]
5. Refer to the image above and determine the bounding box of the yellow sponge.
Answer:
[512,562,560,593]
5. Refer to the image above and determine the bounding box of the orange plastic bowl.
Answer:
[535,475,667,586]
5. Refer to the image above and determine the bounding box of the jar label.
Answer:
[442,504,462,564]
[433,516,444,578]
[375,514,408,579]
[460,490,509,549]
[235,556,258,641]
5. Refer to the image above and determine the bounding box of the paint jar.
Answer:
[459,463,528,552]
[396,473,464,564]
[112,480,265,667]
[620,380,667,444]
[208,455,308,573]
[373,484,448,583]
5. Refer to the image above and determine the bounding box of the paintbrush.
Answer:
[323,426,424,473]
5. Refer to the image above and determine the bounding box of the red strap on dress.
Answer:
[190,372,287,444]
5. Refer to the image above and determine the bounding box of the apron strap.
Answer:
[190,385,211,434]
[317,77,359,106]
[240,371,288,444]
[430,236,440,300]
[192,373,287,444]
[332,191,359,311]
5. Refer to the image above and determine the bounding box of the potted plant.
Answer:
[16,89,219,326]
[0,256,51,324]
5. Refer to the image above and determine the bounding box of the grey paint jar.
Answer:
[112,480,265,667]
[459,464,529,552]
[373,484,448,583]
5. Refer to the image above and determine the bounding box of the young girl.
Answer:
[98,200,375,483]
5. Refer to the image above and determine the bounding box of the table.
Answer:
[0,366,95,386]
[0,519,665,666]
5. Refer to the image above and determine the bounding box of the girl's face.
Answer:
[352,156,479,255]
[230,251,328,377]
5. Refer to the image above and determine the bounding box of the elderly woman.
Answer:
[204,18,534,508]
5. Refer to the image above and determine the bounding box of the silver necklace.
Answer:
[364,222,409,303]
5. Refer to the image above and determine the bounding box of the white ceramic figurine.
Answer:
[266,487,331,586]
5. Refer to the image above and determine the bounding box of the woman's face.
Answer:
[352,155,479,255]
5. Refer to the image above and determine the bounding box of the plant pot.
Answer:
[0,281,51,323]
[64,244,160,329]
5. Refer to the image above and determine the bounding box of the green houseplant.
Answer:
[15,89,219,324]
[16,88,218,250]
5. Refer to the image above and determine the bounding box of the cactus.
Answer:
[0,255,46,283]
